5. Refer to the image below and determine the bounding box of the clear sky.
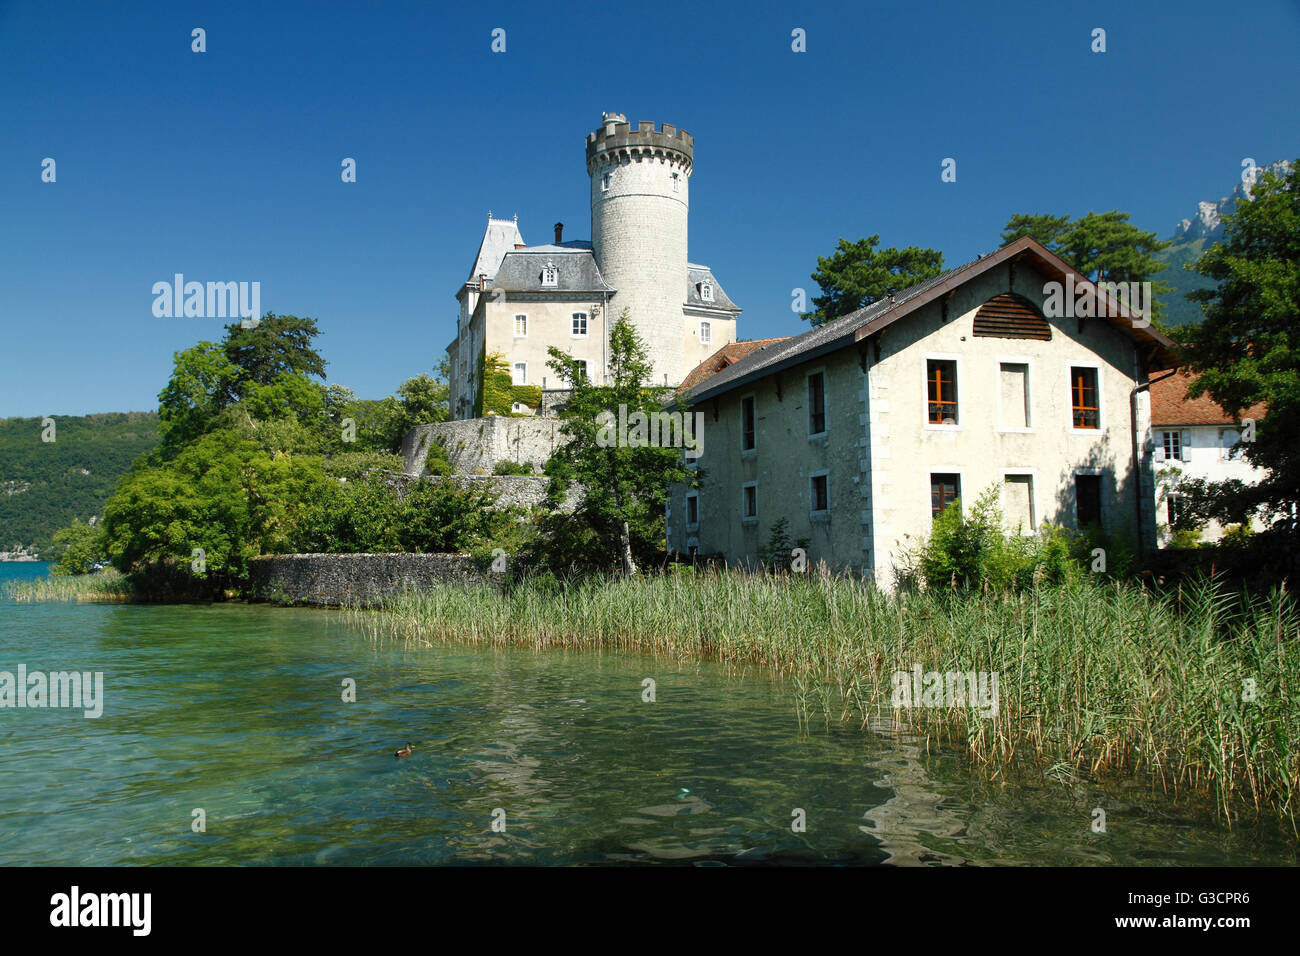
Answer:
[1,0,1297,417]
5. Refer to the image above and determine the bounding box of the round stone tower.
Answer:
[587,113,693,385]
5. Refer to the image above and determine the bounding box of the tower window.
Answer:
[571,312,588,337]
[602,173,611,191]
[671,171,680,192]
[700,320,712,344]
[542,263,558,287]
[701,282,714,303]
[514,314,528,337]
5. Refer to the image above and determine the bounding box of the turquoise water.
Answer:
[0,562,1294,865]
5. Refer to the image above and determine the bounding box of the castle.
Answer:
[445,113,742,420]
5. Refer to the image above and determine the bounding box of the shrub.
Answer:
[492,460,535,476]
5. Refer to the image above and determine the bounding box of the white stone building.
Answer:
[1149,370,1267,544]
[445,113,741,420]
[666,238,1181,583]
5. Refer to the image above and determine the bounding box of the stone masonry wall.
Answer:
[247,552,496,607]
[402,417,569,476]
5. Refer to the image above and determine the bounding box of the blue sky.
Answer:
[1,0,1297,417]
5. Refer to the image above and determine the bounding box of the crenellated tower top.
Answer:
[586,113,694,175]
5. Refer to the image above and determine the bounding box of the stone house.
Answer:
[666,237,1179,585]
[1148,370,1267,544]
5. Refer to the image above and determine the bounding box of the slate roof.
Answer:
[466,217,524,282]
[679,237,1179,405]
[686,264,740,311]
[488,247,613,295]
[1150,369,1267,426]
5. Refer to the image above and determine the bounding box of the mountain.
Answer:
[0,412,160,557]
[1155,159,1293,327]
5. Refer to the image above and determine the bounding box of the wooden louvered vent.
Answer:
[973,293,1051,340]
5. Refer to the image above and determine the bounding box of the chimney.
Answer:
[554,222,564,244]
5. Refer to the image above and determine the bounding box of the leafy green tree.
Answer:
[157,342,242,450]
[50,520,108,576]
[542,311,694,575]
[1175,160,1300,528]
[805,236,945,327]
[1000,213,1074,250]
[103,430,326,590]
[221,312,327,399]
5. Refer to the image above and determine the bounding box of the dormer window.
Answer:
[701,281,714,303]
[542,263,557,287]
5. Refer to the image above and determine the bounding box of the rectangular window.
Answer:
[742,483,758,519]
[602,173,611,191]
[1002,474,1034,532]
[514,314,528,337]
[741,396,756,451]
[1161,430,1183,462]
[1075,474,1103,527]
[1071,367,1100,429]
[1167,493,1182,526]
[1220,428,1241,460]
[542,265,557,287]
[810,473,829,513]
[999,362,1029,429]
[512,363,527,386]
[808,372,826,435]
[572,359,588,383]
[572,312,588,337]
[927,359,958,425]
[700,320,712,345]
[686,492,699,528]
[930,473,960,518]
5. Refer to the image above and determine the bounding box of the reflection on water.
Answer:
[0,564,1295,866]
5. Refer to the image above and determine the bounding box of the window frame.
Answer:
[542,263,558,287]
[923,353,962,430]
[929,471,963,519]
[1072,468,1105,529]
[1069,363,1103,432]
[995,356,1034,433]
[1219,427,1243,461]
[806,368,828,439]
[512,362,527,387]
[741,481,758,524]
[1000,469,1038,534]
[809,468,830,518]
[740,394,756,454]
[699,320,712,345]
[685,490,700,531]
[571,311,589,338]
[513,313,528,338]
[1160,429,1186,463]
[701,283,714,304]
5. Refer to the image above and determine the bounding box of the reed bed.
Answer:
[357,571,1300,829]
[4,570,133,603]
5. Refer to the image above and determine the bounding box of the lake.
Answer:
[1,562,1294,865]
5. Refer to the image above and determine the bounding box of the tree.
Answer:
[542,311,694,575]
[220,313,327,400]
[1000,210,1172,322]
[50,520,108,576]
[157,342,242,450]
[805,236,945,327]
[1175,160,1300,528]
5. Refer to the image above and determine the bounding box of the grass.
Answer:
[355,569,1300,831]
[4,570,134,602]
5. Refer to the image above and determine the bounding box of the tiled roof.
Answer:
[1150,369,1267,426]
[677,338,792,393]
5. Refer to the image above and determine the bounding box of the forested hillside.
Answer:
[0,412,159,556]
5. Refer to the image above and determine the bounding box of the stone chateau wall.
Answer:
[402,415,570,476]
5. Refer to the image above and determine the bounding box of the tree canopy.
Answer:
[804,236,945,327]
